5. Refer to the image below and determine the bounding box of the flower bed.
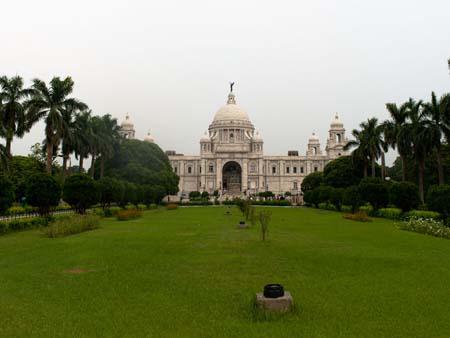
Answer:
[399,217,450,239]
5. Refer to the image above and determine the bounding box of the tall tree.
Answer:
[384,102,410,181]
[405,98,430,203]
[422,92,450,185]
[88,115,102,178]
[360,118,383,177]
[97,114,120,178]
[344,128,369,178]
[26,77,87,173]
[73,110,92,172]
[0,76,35,159]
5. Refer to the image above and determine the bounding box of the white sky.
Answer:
[2,0,450,165]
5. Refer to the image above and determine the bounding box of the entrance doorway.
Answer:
[222,161,242,193]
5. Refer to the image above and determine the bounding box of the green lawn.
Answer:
[1,207,450,338]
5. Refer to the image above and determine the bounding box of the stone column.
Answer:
[216,158,222,192]
[242,159,248,193]
[258,159,264,193]
[179,160,185,194]
[200,159,206,191]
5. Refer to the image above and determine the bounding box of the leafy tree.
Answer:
[342,186,361,213]
[323,156,363,188]
[303,188,320,207]
[384,102,410,181]
[422,92,450,185]
[97,177,124,208]
[0,175,15,214]
[301,172,323,192]
[26,173,61,215]
[344,127,369,177]
[63,174,99,213]
[73,110,92,172]
[142,184,166,205]
[102,139,179,196]
[6,155,45,201]
[0,76,35,159]
[426,185,450,219]
[389,182,420,212]
[330,187,345,211]
[317,185,333,204]
[26,77,87,173]
[358,177,389,210]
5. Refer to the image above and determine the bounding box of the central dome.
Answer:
[213,93,250,123]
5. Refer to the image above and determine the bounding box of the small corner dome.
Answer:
[331,114,343,127]
[309,132,319,142]
[121,113,134,128]
[253,131,263,141]
[144,131,155,143]
[200,132,210,142]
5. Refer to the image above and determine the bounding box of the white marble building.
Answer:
[164,89,349,197]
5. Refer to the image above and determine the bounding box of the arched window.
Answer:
[188,166,192,174]
[229,132,234,143]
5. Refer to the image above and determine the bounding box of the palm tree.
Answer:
[360,118,383,177]
[378,125,389,181]
[0,122,8,170]
[88,115,103,178]
[26,77,87,173]
[422,92,450,185]
[385,102,410,181]
[73,110,92,172]
[405,98,430,203]
[97,114,120,178]
[0,76,35,159]
[344,128,369,178]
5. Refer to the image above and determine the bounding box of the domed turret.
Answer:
[200,131,210,142]
[119,113,136,139]
[144,131,155,143]
[253,131,263,141]
[330,114,343,128]
[308,132,319,142]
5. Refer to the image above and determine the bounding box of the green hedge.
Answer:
[376,208,403,220]
[405,210,441,220]
[0,217,50,235]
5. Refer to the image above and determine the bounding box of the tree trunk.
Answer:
[62,155,68,176]
[5,137,12,159]
[46,141,53,174]
[79,156,84,173]
[400,155,407,181]
[100,157,104,179]
[363,161,368,178]
[371,154,376,177]
[381,152,386,181]
[436,149,444,185]
[418,159,425,204]
[90,153,96,178]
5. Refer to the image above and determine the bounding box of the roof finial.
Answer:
[227,82,236,104]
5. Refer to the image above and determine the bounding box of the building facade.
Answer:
[166,89,349,197]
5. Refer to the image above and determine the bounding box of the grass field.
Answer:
[1,206,450,338]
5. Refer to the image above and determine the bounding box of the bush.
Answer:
[43,214,100,238]
[359,204,374,216]
[426,185,450,218]
[399,217,450,239]
[97,177,124,208]
[341,205,352,213]
[189,191,201,200]
[329,188,344,211]
[405,210,441,220]
[377,208,403,220]
[200,191,209,199]
[303,189,320,207]
[358,178,389,210]
[389,182,420,212]
[166,203,178,210]
[26,173,61,216]
[116,208,143,221]
[318,202,337,211]
[343,211,371,222]
[252,200,291,206]
[301,172,323,192]
[342,186,362,213]
[0,217,50,235]
[63,174,99,214]
[0,175,15,215]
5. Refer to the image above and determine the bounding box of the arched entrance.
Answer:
[222,161,242,193]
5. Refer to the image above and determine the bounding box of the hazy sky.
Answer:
[2,0,450,164]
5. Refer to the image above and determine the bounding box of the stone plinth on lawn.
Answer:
[256,291,293,313]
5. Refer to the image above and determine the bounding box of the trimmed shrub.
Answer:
[251,200,292,206]
[359,204,374,216]
[342,186,361,213]
[201,191,209,199]
[0,175,15,215]
[26,173,61,216]
[341,205,352,213]
[426,185,450,218]
[63,174,99,214]
[97,177,124,208]
[43,215,100,238]
[389,182,420,212]
[189,191,201,200]
[301,172,323,192]
[399,217,450,239]
[343,211,371,222]
[318,202,337,211]
[406,210,441,220]
[116,209,142,221]
[377,208,403,220]
[330,188,344,211]
[304,189,320,207]
[358,178,389,210]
